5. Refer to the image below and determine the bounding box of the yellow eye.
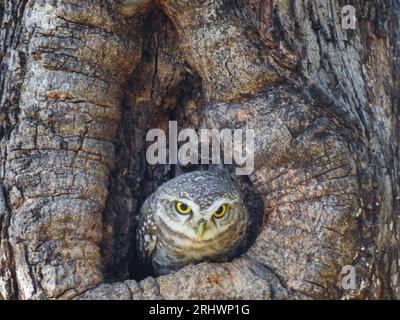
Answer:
[213,204,228,219]
[175,201,192,215]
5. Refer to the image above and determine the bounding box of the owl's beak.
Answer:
[197,219,207,239]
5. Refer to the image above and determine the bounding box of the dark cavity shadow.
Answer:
[102,8,264,282]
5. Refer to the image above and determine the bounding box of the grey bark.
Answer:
[0,0,399,300]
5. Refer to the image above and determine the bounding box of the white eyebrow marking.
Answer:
[204,198,236,214]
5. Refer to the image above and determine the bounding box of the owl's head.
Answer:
[154,170,248,241]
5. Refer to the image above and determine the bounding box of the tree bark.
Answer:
[0,0,399,300]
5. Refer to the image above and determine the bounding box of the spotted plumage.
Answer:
[136,170,248,276]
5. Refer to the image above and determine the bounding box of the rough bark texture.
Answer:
[0,0,399,300]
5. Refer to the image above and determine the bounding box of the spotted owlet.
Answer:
[136,170,248,276]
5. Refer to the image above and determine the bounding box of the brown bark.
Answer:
[0,0,399,300]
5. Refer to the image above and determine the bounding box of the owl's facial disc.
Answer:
[165,195,239,240]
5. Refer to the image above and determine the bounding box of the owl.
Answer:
[136,170,248,276]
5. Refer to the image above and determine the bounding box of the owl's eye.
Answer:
[175,201,192,215]
[213,204,228,219]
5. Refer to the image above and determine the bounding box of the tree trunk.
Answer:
[0,0,399,300]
